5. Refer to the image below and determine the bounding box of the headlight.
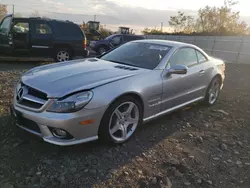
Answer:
[47,91,93,113]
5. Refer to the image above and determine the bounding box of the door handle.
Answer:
[199,70,205,74]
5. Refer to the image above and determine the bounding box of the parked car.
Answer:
[89,34,144,54]
[10,40,225,146]
[0,14,89,62]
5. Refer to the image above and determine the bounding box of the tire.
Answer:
[203,76,222,106]
[97,46,108,55]
[54,48,72,62]
[99,96,143,145]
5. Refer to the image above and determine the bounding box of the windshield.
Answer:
[100,42,172,69]
[105,35,115,40]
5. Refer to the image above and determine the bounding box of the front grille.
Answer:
[18,99,43,109]
[28,87,47,100]
[16,83,48,109]
[16,114,41,133]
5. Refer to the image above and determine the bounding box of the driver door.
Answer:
[161,47,206,111]
[12,20,30,54]
[0,15,13,54]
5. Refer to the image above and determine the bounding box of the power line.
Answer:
[0,2,101,16]
[13,4,55,14]
[1,3,45,12]
[10,4,87,15]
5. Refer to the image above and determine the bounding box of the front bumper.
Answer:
[10,104,106,146]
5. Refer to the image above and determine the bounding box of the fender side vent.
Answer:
[115,65,138,71]
[88,58,98,62]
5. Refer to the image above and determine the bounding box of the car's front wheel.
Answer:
[99,96,143,144]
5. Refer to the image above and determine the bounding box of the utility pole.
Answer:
[94,15,96,21]
[161,22,164,32]
[12,4,15,15]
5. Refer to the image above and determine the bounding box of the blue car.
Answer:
[89,34,144,54]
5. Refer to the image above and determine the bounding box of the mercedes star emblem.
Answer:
[17,86,28,102]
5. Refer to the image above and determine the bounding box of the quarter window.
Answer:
[123,35,135,42]
[196,50,207,63]
[35,23,52,34]
[169,48,198,67]
[111,36,121,45]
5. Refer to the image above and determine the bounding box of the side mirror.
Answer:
[167,64,188,75]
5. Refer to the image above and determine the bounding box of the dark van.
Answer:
[0,14,89,62]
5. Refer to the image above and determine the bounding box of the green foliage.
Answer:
[99,27,113,38]
[141,28,151,35]
[169,11,195,33]
[196,0,247,35]
[141,28,166,35]
[144,0,250,36]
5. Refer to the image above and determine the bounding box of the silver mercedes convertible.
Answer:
[11,39,225,146]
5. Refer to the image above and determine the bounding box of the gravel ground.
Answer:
[0,63,250,188]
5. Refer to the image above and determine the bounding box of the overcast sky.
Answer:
[1,0,250,33]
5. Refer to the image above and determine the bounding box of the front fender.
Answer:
[84,70,163,119]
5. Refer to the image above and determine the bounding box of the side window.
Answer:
[35,23,52,34]
[123,35,132,42]
[111,36,121,45]
[196,50,207,63]
[0,17,12,34]
[13,22,29,34]
[52,23,81,37]
[123,35,139,42]
[169,48,198,67]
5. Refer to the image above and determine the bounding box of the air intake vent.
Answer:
[115,65,138,71]
[88,58,98,62]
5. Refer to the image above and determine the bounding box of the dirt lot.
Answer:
[0,63,250,188]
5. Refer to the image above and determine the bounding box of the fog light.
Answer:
[52,128,67,138]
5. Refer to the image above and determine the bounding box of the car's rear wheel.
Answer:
[99,96,143,144]
[204,76,221,105]
[55,48,72,62]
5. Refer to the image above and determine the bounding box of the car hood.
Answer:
[21,58,148,98]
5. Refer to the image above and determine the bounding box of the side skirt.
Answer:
[143,97,204,123]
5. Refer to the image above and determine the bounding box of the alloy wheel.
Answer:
[208,78,220,104]
[57,51,70,62]
[108,102,139,143]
